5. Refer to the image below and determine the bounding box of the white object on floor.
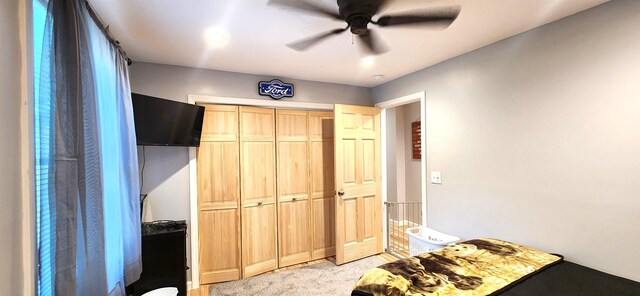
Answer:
[406,226,460,256]
[141,287,178,296]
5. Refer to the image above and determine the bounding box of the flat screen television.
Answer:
[131,93,205,147]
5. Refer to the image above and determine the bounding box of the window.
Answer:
[34,0,53,295]
[34,1,141,294]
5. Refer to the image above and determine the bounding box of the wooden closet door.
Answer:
[276,110,311,267]
[240,106,277,278]
[198,105,241,284]
[308,111,336,260]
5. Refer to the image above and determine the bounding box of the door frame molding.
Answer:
[374,91,427,249]
[187,95,333,290]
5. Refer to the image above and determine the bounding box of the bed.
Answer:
[352,238,640,296]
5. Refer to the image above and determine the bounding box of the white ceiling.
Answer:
[90,0,608,87]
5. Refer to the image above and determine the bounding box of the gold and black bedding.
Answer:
[352,238,562,296]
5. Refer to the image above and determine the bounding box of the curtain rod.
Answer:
[84,0,133,66]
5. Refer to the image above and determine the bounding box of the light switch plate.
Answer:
[431,171,442,184]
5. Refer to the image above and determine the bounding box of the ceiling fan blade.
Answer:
[267,0,341,20]
[358,30,389,55]
[374,0,392,14]
[340,0,389,16]
[375,6,461,29]
[287,27,348,51]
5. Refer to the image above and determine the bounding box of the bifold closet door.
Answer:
[240,106,278,278]
[276,110,311,268]
[308,111,336,260]
[197,105,242,284]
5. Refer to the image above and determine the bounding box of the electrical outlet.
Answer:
[431,171,442,184]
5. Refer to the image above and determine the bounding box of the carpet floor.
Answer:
[209,256,385,296]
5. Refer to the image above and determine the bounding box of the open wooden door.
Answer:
[334,104,382,265]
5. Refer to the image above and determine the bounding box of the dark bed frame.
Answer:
[353,260,640,296]
[497,260,640,296]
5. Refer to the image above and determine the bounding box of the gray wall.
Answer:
[403,102,422,203]
[386,102,422,204]
[130,62,372,280]
[385,107,399,203]
[393,106,406,202]
[0,0,24,294]
[373,0,640,281]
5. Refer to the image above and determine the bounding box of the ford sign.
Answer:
[259,79,294,100]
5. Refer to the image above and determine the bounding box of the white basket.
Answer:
[142,287,178,296]
[406,226,460,256]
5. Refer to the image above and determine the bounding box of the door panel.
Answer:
[241,110,274,139]
[311,198,335,258]
[198,141,239,210]
[342,139,357,185]
[334,105,382,265]
[276,110,311,267]
[242,204,277,277]
[199,209,241,283]
[363,196,376,239]
[278,199,311,267]
[309,112,334,139]
[241,142,275,203]
[240,106,277,277]
[310,141,335,196]
[362,139,375,183]
[343,198,358,244]
[277,141,308,197]
[197,105,241,284]
[200,105,238,142]
[308,111,336,259]
[277,112,308,139]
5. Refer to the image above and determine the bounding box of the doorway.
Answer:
[376,91,426,258]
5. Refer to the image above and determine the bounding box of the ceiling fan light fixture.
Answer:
[204,27,229,48]
[361,56,375,67]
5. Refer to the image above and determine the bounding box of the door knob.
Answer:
[257,201,263,206]
[337,190,345,197]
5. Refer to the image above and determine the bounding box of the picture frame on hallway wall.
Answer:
[412,121,421,160]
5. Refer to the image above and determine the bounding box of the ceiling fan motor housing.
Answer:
[349,15,371,35]
[337,0,383,35]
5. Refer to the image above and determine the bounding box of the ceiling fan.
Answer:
[267,0,461,55]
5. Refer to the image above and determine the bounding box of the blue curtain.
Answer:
[35,0,142,295]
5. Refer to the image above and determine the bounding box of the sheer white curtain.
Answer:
[86,4,142,295]
[35,0,141,295]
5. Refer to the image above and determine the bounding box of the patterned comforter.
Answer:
[352,238,562,296]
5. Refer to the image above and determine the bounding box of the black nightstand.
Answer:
[127,220,188,296]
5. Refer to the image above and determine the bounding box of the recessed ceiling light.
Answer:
[361,56,375,67]
[373,74,384,80]
[204,27,229,48]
